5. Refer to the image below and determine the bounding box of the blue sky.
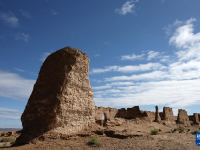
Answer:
[0,0,200,128]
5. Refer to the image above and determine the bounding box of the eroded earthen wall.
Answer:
[177,109,191,126]
[163,107,175,121]
[16,47,95,144]
[189,113,200,125]
[116,106,147,119]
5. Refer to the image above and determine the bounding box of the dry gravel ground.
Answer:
[1,119,200,150]
[1,133,200,150]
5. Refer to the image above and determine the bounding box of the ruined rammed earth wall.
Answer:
[117,106,147,119]
[177,109,191,126]
[16,47,95,144]
[163,107,175,121]
[189,113,200,125]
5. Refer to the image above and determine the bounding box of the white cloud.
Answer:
[94,79,200,108]
[51,10,58,15]
[14,68,25,72]
[169,18,200,51]
[147,51,160,60]
[93,18,200,109]
[0,107,22,120]
[163,19,183,36]
[90,63,165,74]
[104,70,167,81]
[93,85,112,90]
[40,52,51,62]
[0,71,35,100]
[20,9,31,19]
[14,33,31,42]
[115,0,139,15]
[121,53,144,60]
[95,54,100,57]
[0,11,19,28]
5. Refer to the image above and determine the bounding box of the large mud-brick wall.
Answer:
[163,107,174,121]
[189,113,200,125]
[16,47,95,144]
[177,109,191,126]
[117,106,147,119]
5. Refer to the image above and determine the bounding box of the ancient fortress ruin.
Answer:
[15,47,200,144]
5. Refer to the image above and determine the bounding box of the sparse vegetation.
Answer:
[3,142,7,147]
[174,128,184,133]
[88,137,100,147]
[190,131,200,135]
[151,129,159,135]
[10,140,15,145]
[0,136,16,142]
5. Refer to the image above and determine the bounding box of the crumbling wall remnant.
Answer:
[117,106,147,119]
[177,109,191,126]
[155,106,161,122]
[163,107,175,121]
[16,47,95,144]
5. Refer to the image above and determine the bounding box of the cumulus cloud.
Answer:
[115,0,139,15]
[163,19,183,36]
[0,11,19,28]
[0,71,35,101]
[121,53,144,60]
[0,107,22,120]
[93,18,200,109]
[20,9,31,19]
[40,52,51,62]
[14,33,31,42]
[90,63,165,74]
[147,51,160,60]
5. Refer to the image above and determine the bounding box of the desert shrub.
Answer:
[10,140,15,145]
[0,136,16,142]
[3,142,7,146]
[190,131,200,135]
[88,137,100,147]
[151,129,159,135]
[174,128,184,132]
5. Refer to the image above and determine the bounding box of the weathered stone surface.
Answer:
[163,107,174,121]
[16,47,95,144]
[177,109,191,126]
[155,106,161,122]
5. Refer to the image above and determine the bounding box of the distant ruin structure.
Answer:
[155,106,161,122]
[177,109,191,126]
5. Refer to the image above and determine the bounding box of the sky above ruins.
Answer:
[0,0,200,128]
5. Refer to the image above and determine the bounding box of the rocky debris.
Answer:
[177,109,191,127]
[155,106,161,122]
[7,131,16,136]
[15,47,95,144]
[0,132,8,137]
